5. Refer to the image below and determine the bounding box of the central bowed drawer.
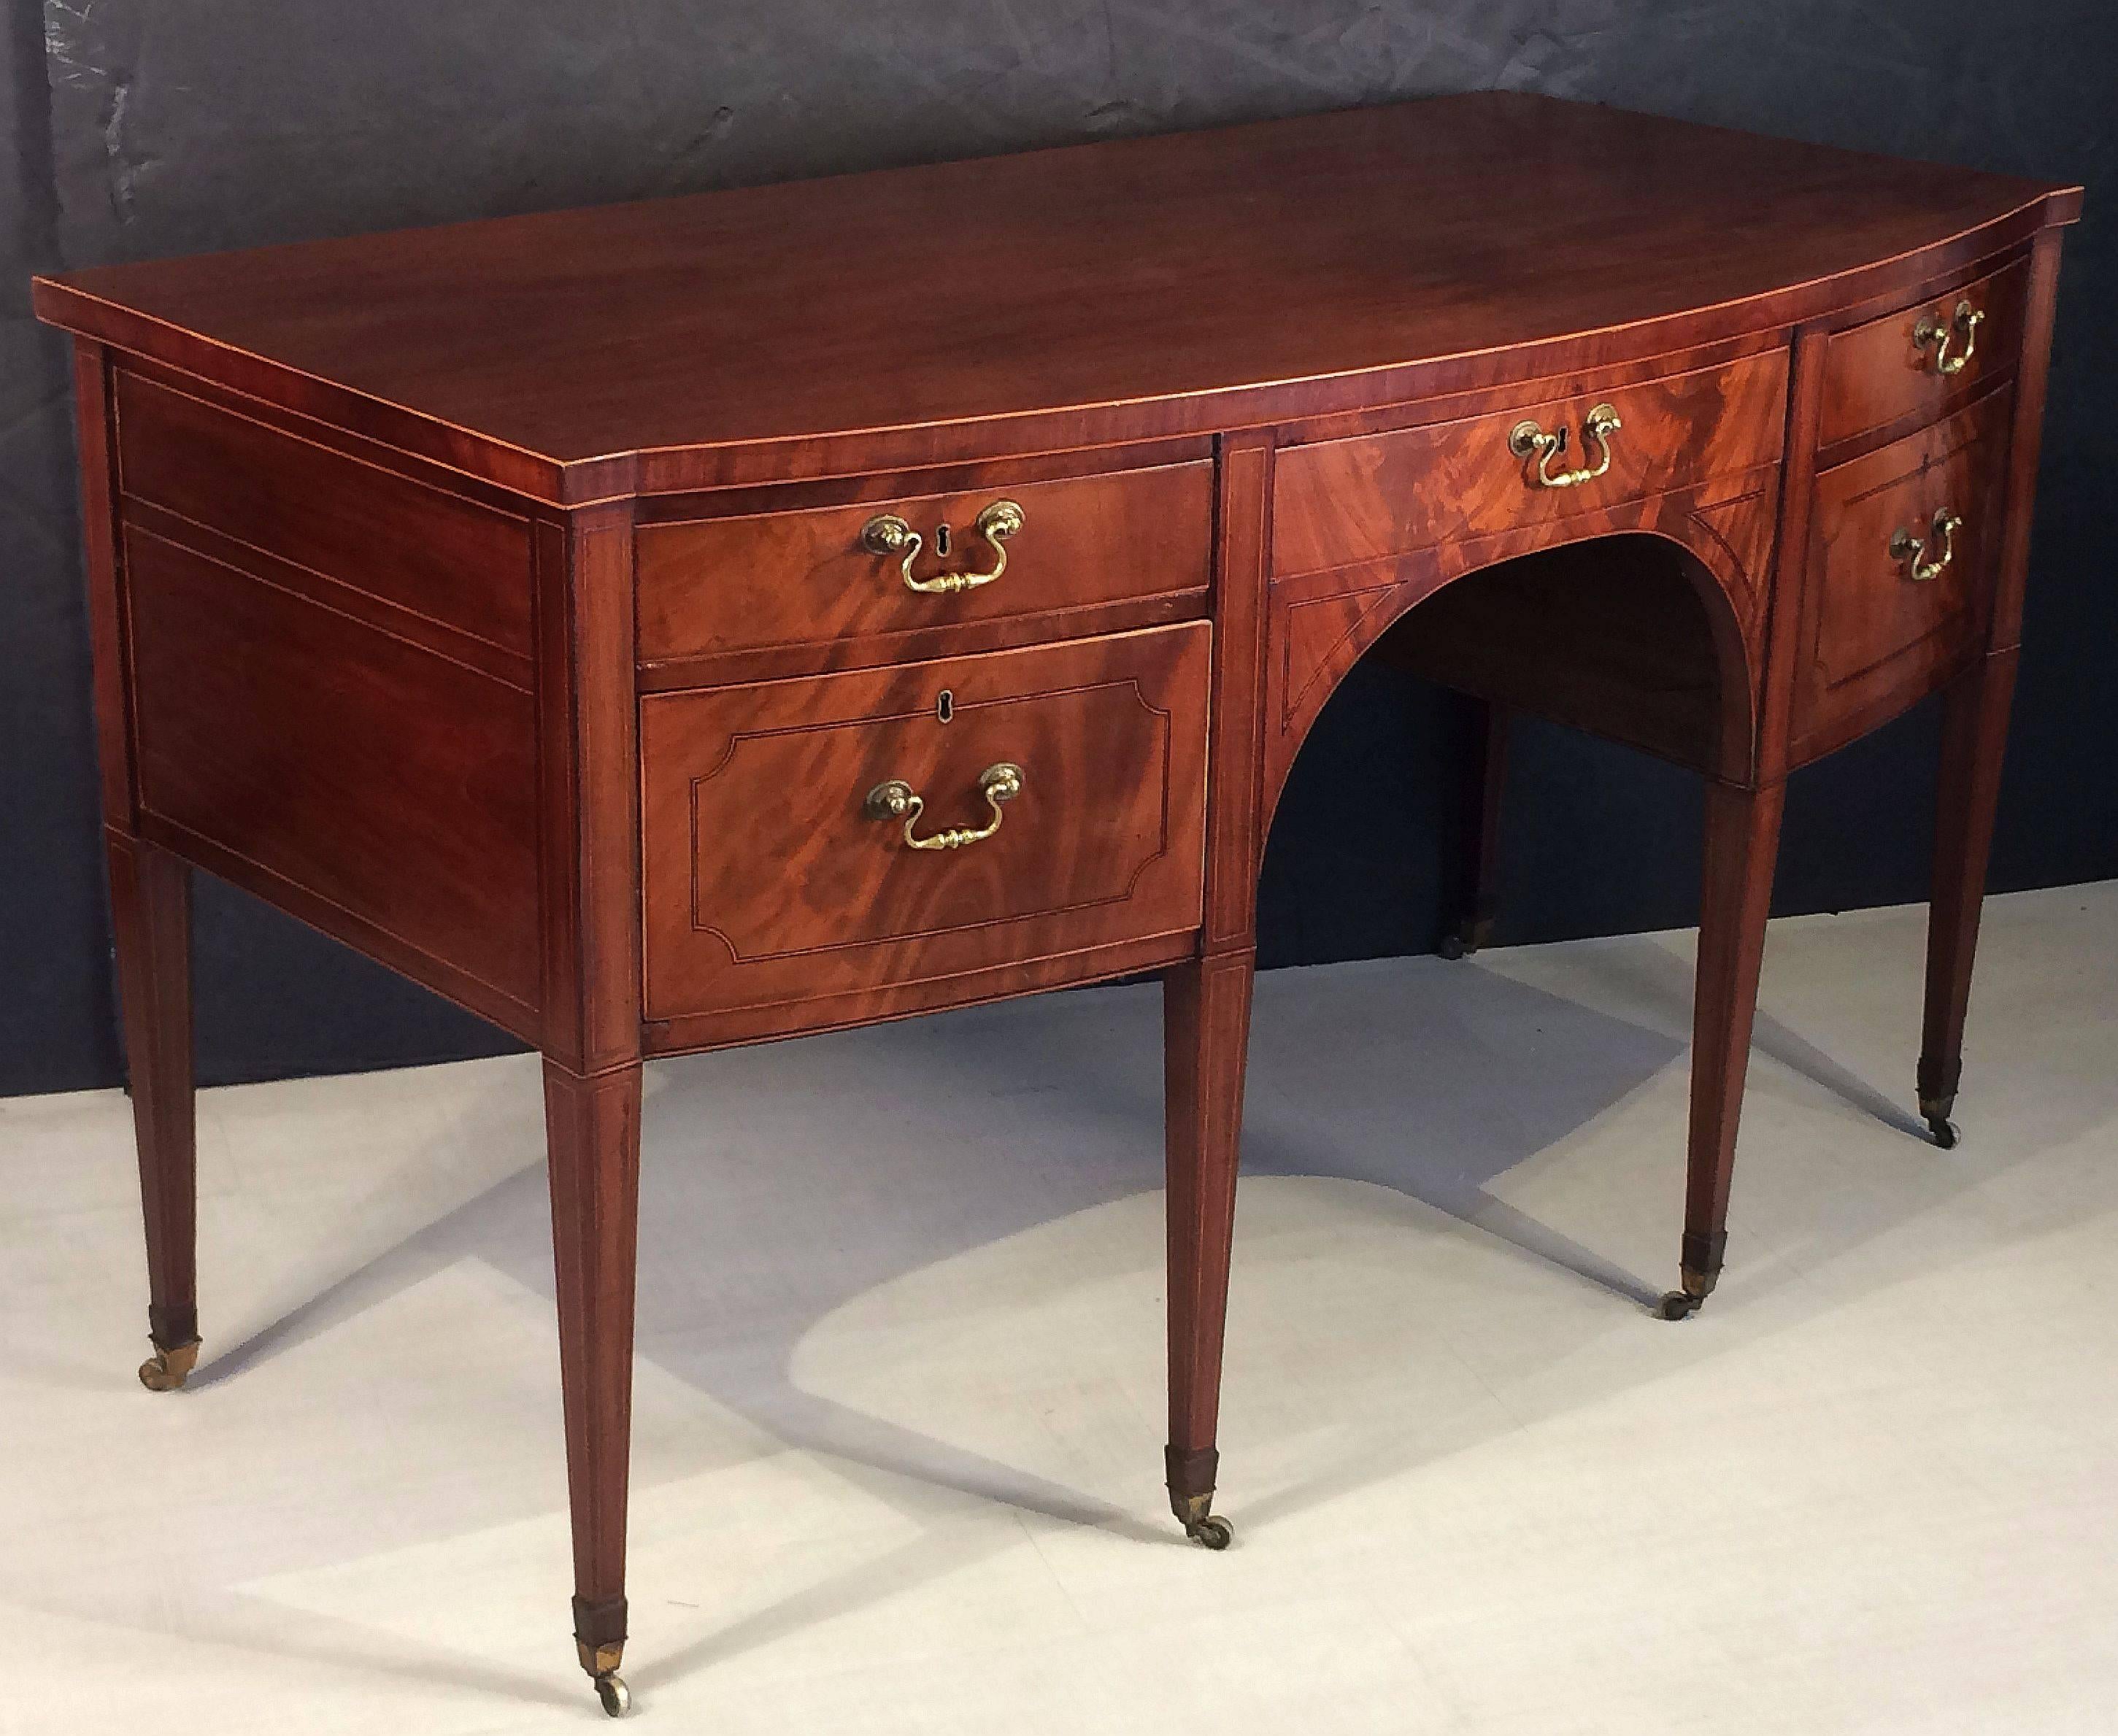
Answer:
[1270,349,1790,576]
[639,622,1209,1030]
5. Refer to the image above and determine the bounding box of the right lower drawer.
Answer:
[1795,389,2013,749]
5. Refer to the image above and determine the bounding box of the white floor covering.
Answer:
[4,882,2115,1734]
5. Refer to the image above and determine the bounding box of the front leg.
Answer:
[1917,649,2019,1149]
[1163,948,1255,1548]
[544,1058,644,1716]
[107,830,201,1390]
[1660,779,1785,1320]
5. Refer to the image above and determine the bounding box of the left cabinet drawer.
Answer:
[640,622,1209,1033]
[636,460,1212,671]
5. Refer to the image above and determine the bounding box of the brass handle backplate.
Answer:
[1509,404,1622,490]
[864,762,1025,850]
[1890,509,1964,582]
[1914,300,1985,377]
[861,500,1026,594]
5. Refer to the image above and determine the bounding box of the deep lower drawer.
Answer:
[1794,388,2012,753]
[1270,349,1790,576]
[639,622,1209,1026]
[636,460,1212,671]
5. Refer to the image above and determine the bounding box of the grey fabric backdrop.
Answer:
[4,3,2113,1093]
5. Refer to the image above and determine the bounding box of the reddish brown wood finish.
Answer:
[543,1058,643,1681]
[637,460,1211,672]
[639,624,1209,1025]
[1271,350,1790,579]
[1818,254,2030,450]
[1163,948,1255,1524]
[31,96,2075,500]
[1790,389,2013,763]
[35,96,2080,1704]
[1675,780,1788,1303]
[107,830,199,1360]
[1919,647,2022,1133]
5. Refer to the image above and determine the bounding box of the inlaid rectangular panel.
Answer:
[1794,387,2014,758]
[640,623,1208,1026]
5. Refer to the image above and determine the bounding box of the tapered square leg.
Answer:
[1163,949,1254,1549]
[1917,649,2019,1150]
[1660,780,1785,1320]
[1439,698,1509,960]
[107,830,201,1390]
[544,1058,643,1716]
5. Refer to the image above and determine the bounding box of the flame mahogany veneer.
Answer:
[35,93,2078,1711]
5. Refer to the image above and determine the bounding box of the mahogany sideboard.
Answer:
[33,94,2079,1716]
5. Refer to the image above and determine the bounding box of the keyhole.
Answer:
[933,522,952,558]
[936,689,954,725]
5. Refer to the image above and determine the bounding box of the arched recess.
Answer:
[1257,495,1776,855]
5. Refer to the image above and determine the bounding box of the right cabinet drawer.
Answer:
[1796,390,2013,750]
[1818,255,2030,449]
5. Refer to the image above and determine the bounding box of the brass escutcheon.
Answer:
[862,499,1025,594]
[1508,404,1622,490]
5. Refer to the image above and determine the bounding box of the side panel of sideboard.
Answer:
[82,346,549,1041]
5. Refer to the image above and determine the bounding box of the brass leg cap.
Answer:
[139,1340,201,1392]
[1655,1289,1704,1322]
[1185,1513,1234,1550]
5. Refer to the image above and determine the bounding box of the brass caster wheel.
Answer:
[139,1340,200,1392]
[595,1672,630,1718]
[1185,1513,1234,1551]
[1655,1289,1703,1322]
[1927,1116,1960,1151]
[1436,933,1468,961]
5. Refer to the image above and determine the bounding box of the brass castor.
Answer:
[1185,1513,1234,1550]
[1437,932,1469,961]
[139,1340,200,1392]
[595,1673,631,1718]
[1926,1115,1960,1150]
[1655,1289,1704,1322]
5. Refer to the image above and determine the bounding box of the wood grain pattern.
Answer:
[1263,477,1776,815]
[536,506,644,1077]
[639,625,1208,1023]
[31,96,2077,501]
[1919,647,2021,1124]
[124,527,542,1026]
[1818,254,2030,450]
[543,1058,642,1678]
[1270,349,1790,579]
[106,829,199,1358]
[1163,947,1255,1514]
[115,366,535,657]
[638,460,1211,671]
[36,94,2081,1702]
[1791,387,2013,760]
[1677,779,1787,1299]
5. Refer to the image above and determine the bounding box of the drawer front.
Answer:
[1819,256,2030,450]
[641,623,1209,1025]
[1797,390,2012,747]
[637,461,1212,667]
[1271,349,1789,576]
